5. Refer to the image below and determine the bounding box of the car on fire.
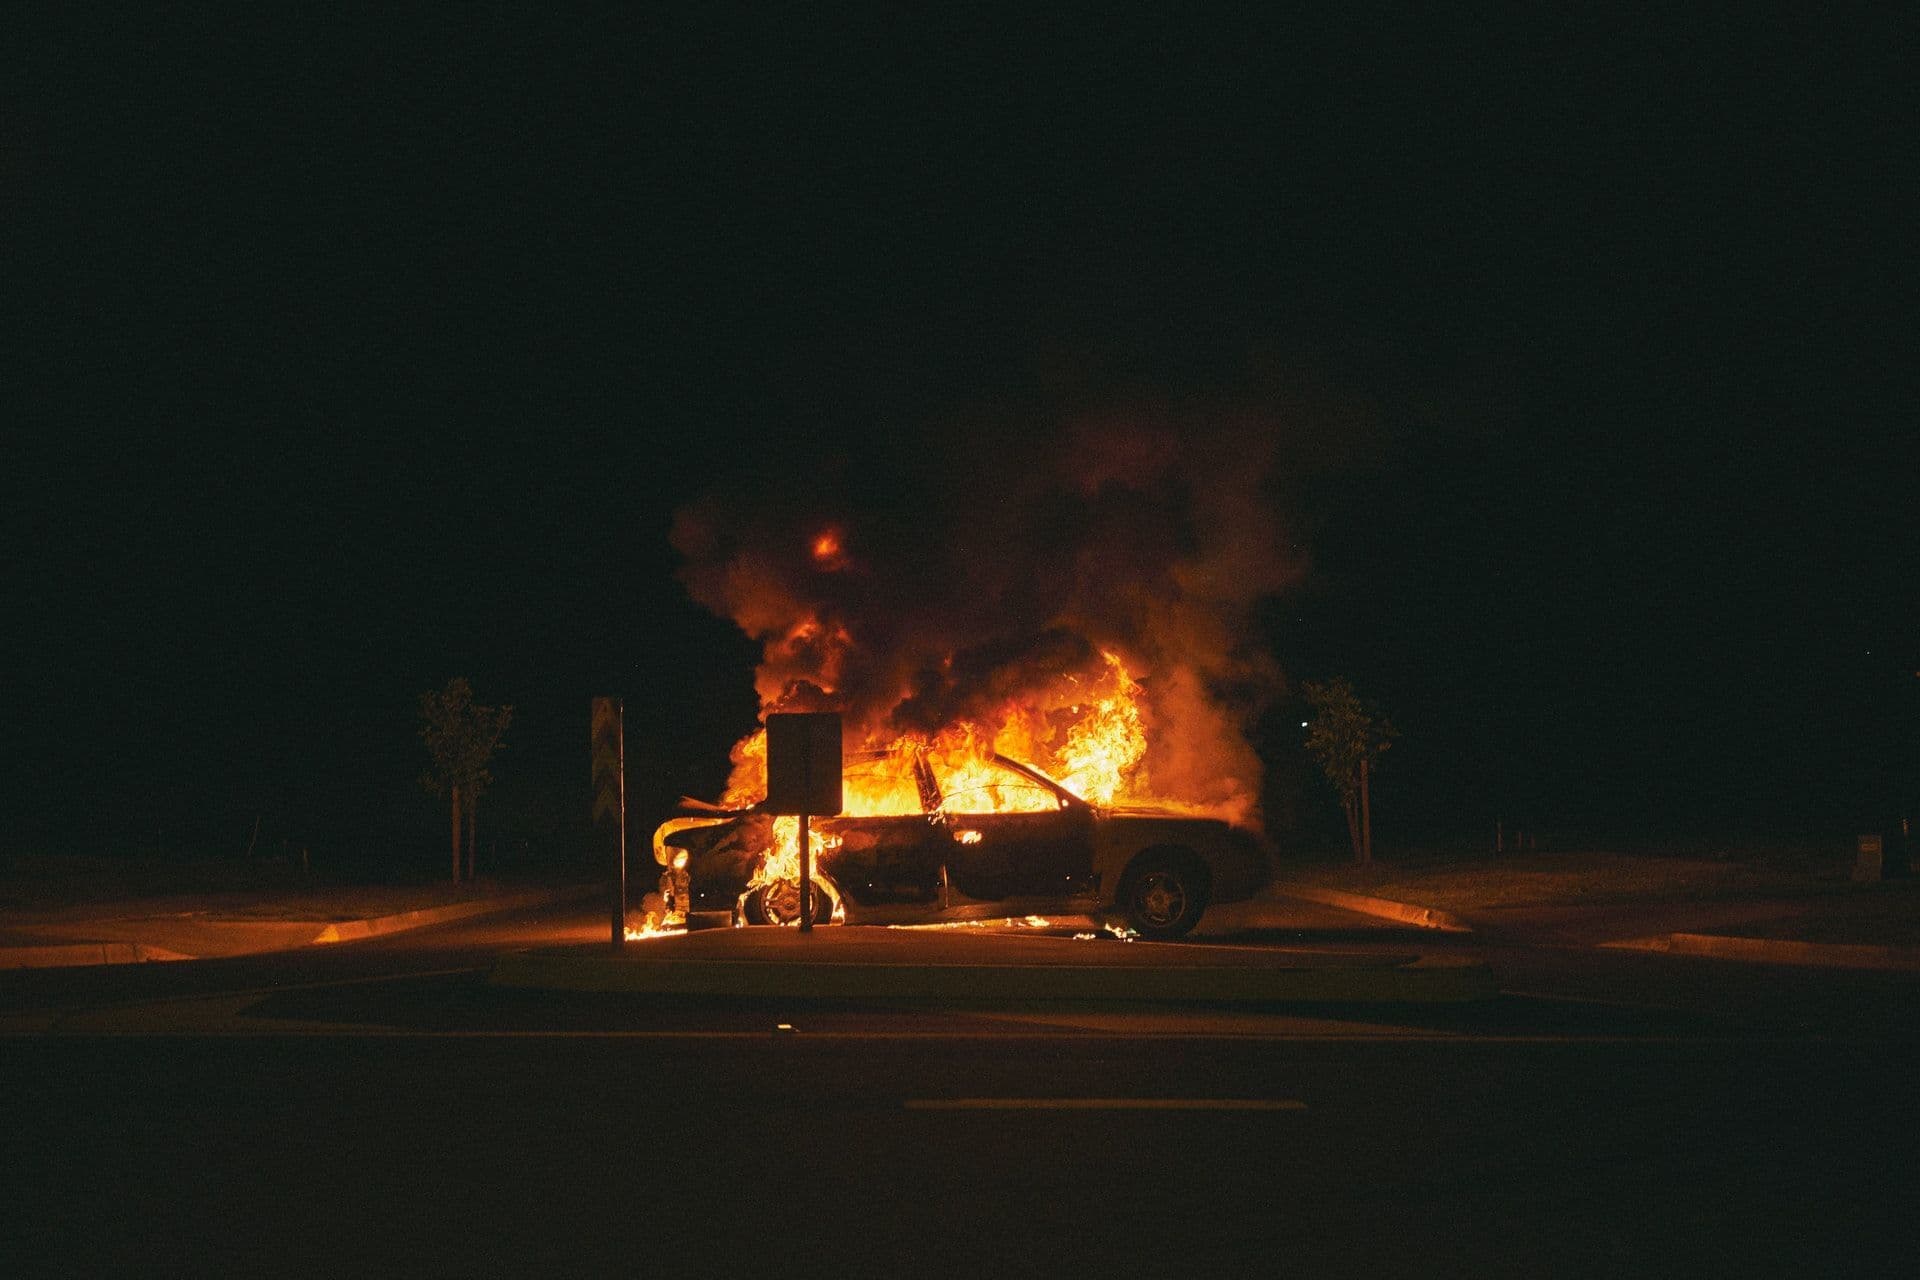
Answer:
[651,748,1270,939]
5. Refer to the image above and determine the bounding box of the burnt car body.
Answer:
[652,750,1270,938]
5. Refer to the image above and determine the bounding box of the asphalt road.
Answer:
[3,898,1916,1277]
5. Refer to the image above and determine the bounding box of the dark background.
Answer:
[4,6,1911,872]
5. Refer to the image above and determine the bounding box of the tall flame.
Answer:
[723,650,1157,820]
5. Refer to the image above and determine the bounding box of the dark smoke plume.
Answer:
[670,408,1302,823]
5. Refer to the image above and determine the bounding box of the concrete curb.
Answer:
[1271,884,1473,933]
[309,886,591,944]
[488,945,1496,1003]
[1664,932,1920,970]
[0,885,592,970]
[0,942,196,970]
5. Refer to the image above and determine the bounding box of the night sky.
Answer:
[5,7,1912,870]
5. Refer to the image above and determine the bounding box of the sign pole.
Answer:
[798,811,812,933]
[591,697,626,951]
[613,778,627,950]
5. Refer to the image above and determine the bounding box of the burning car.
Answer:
[652,744,1270,939]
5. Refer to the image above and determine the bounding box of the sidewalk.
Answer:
[0,881,594,970]
[1268,849,1920,970]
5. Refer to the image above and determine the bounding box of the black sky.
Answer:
[5,6,1912,866]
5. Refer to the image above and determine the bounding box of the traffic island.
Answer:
[1268,884,1472,931]
[488,925,1496,1003]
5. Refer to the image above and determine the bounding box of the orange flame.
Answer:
[724,650,1158,818]
[714,651,1229,904]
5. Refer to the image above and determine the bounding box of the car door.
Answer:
[817,753,950,907]
[936,761,1096,903]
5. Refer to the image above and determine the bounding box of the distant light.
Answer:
[810,529,842,563]
[1300,721,1308,728]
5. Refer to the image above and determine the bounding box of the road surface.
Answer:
[3,897,1914,1277]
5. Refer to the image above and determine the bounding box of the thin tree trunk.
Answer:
[1344,793,1362,863]
[465,793,478,883]
[450,783,463,885]
[1359,757,1373,865]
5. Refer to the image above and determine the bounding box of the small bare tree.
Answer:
[419,678,513,884]
[1302,677,1396,865]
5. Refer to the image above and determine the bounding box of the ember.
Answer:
[809,528,845,566]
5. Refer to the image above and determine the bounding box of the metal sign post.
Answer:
[591,697,626,950]
[798,811,812,933]
[763,712,843,933]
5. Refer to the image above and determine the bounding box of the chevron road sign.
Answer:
[592,698,624,826]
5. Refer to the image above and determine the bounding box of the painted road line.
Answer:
[0,1027,1817,1044]
[905,1097,1308,1111]
[1499,989,1689,1013]
[948,1006,1452,1038]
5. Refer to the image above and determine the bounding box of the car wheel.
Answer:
[743,879,835,926]
[1120,852,1208,939]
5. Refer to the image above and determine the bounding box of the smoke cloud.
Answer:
[670,407,1303,824]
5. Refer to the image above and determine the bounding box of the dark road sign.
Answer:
[765,711,842,933]
[763,712,843,816]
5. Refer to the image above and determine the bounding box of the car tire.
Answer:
[1119,851,1209,939]
[742,880,835,927]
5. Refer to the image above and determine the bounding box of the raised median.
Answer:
[489,925,1495,1003]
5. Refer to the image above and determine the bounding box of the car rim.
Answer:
[761,880,827,925]
[1134,870,1186,927]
